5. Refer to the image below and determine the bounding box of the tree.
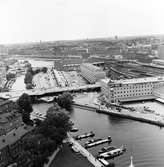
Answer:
[24,71,33,84]
[6,72,16,81]
[46,103,61,117]
[17,93,33,125]
[36,107,73,144]
[42,67,48,73]
[22,134,53,167]
[26,83,33,90]
[20,104,73,167]
[55,92,73,111]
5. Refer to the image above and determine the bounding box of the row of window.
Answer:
[113,91,152,98]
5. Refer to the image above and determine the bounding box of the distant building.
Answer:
[158,44,164,60]
[54,56,83,71]
[0,125,33,167]
[0,45,8,56]
[0,61,6,89]
[101,76,164,103]
[80,63,106,84]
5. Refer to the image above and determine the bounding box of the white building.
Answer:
[101,76,164,103]
[80,63,106,84]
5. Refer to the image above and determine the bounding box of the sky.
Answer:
[0,0,164,44]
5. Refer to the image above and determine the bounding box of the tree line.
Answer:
[16,92,74,167]
[24,64,47,89]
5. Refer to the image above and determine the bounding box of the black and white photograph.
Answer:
[0,0,164,167]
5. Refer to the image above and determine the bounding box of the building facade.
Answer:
[0,125,33,167]
[0,100,22,136]
[101,76,164,103]
[80,63,106,84]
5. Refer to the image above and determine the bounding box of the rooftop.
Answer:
[101,76,164,85]
[0,111,21,124]
[81,63,102,72]
[0,125,33,150]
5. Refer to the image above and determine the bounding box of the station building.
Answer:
[101,76,164,103]
[80,63,106,84]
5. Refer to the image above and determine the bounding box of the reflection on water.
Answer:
[33,103,164,167]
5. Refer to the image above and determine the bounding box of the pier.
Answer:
[67,133,104,167]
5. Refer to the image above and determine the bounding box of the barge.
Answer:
[98,146,116,154]
[74,132,95,140]
[97,146,126,159]
[84,136,112,148]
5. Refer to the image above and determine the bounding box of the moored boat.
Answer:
[98,146,116,154]
[74,131,95,140]
[70,127,79,132]
[84,136,112,148]
[97,145,126,159]
[85,138,102,145]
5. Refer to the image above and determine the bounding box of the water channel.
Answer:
[33,103,164,167]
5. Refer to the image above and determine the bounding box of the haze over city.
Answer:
[0,0,164,44]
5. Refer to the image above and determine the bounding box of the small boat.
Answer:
[84,136,112,149]
[129,156,134,167]
[97,146,126,159]
[74,132,95,140]
[98,146,117,154]
[70,127,79,132]
[85,138,102,145]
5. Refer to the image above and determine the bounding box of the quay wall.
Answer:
[73,103,164,127]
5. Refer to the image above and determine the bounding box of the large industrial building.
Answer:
[80,63,106,84]
[101,76,164,103]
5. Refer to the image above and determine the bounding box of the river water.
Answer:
[33,103,164,167]
[17,59,164,167]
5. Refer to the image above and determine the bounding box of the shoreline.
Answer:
[73,103,164,127]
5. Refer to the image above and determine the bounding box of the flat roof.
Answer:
[101,76,164,85]
[0,111,21,124]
